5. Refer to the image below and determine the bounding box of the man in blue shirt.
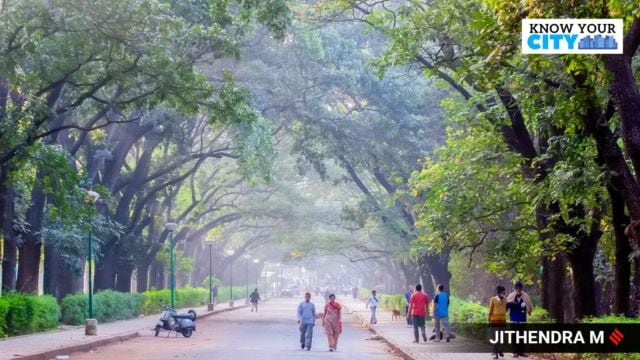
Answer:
[297,292,316,351]
[404,286,413,327]
[433,284,450,342]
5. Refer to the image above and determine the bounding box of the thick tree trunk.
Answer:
[609,186,632,315]
[567,251,597,319]
[16,185,46,293]
[43,243,61,299]
[541,255,565,323]
[115,264,133,292]
[95,241,118,290]
[136,262,150,293]
[150,260,164,290]
[1,164,17,292]
[633,258,640,316]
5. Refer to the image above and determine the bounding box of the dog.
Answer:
[391,309,402,321]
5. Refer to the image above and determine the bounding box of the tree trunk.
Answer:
[567,251,597,319]
[115,264,133,292]
[16,185,46,293]
[633,258,640,316]
[1,164,17,292]
[95,241,118,290]
[609,186,632,315]
[150,260,164,290]
[43,243,61,299]
[541,255,565,323]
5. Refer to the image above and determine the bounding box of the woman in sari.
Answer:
[322,294,342,351]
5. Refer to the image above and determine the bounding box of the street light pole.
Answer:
[243,254,251,303]
[226,249,235,307]
[204,239,215,311]
[165,222,178,309]
[85,190,100,336]
[253,258,260,291]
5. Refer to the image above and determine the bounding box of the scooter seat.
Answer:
[172,314,195,320]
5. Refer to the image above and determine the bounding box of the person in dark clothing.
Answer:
[211,285,219,305]
[507,281,531,358]
[249,288,262,312]
[404,286,413,327]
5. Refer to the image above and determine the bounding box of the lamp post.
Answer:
[253,258,260,292]
[243,254,251,304]
[165,222,178,309]
[85,190,100,336]
[204,239,215,311]
[226,249,235,307]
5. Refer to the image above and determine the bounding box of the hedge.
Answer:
[0,293,60,337]
[61,286,245,325]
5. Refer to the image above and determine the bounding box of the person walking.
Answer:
[407,284,430,343]
[433,284,450,342]
[404,285,413,328]
[489,285,507,359]
[211,284,218,305]
[297,292,316,351]
[249,288,261,312]
[366,290,379,324]
[507,281,532,358]
[322,294,342,351]
[351,286,358,300]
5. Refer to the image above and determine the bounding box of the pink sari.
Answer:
[323,301,342,336]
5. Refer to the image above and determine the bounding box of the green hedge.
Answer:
[0,293,60,337]
[0,297,9,337]
[62,286,234,325]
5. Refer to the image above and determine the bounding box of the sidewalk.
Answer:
[0,300,251,360]
[341,296,492,360]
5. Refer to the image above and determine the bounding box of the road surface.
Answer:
[71,297,400,360]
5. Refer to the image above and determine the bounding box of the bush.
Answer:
[94,290,143,323]
[31,295,60,331]
[0,293,59,336]
[61,293,87,325]
[0,296,9,337]
[5,293,36,335]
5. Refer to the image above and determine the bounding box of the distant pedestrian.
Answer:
[249,288,261,312]
[323,288,330,303]
[489,285,507,359]
[366,290,379,324]
[404,285,413,327]
[323,294,342,351]
[433,284,450,342]
[297,292,316,351]
[211,284,218,305]
[507,281,532,358]
[351,286,358,300]
[408,284,430,343]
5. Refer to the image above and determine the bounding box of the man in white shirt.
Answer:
[365,290,379,324]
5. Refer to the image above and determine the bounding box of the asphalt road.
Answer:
[70,297,400,360]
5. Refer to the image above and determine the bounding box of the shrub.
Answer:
[31,295,60,331]
[94,290,142,323]
[0,296,9,337]
[5,293,36,335]
[61,293,87,325]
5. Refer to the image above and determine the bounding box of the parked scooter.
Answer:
[155,305,197,338]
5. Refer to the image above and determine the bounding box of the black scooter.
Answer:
[154,305,197,338]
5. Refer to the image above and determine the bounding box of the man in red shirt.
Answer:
[407,284,430,343]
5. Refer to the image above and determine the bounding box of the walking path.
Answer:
[0,300,251,360]
[341,296,493,360]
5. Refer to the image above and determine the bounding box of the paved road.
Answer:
[71,297,400,360]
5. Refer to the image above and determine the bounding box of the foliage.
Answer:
[31,295,61,332]
[0,297,8,337]
[0,293,60,336]
[60,293,87,325]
